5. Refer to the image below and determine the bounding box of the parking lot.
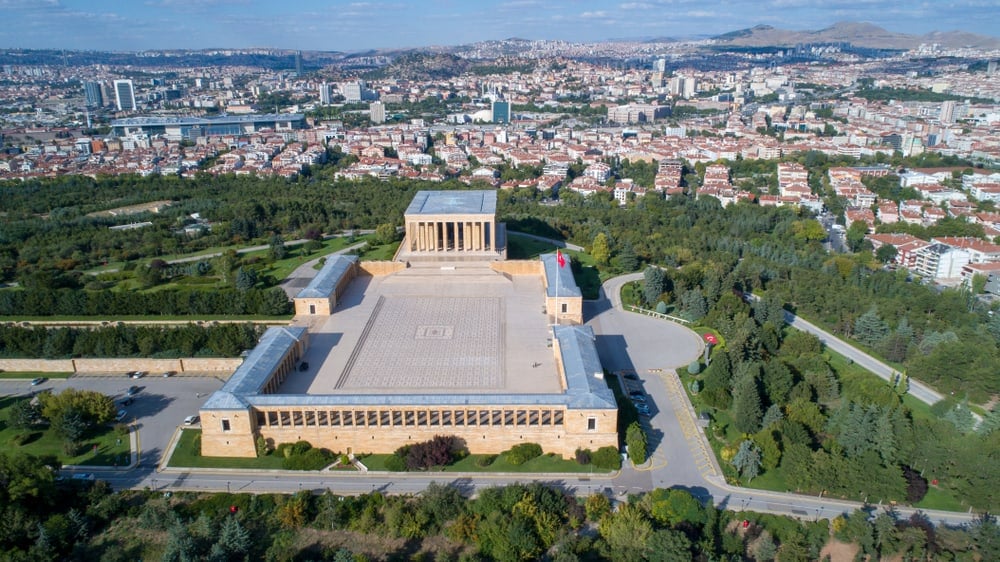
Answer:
[0,374,225,467]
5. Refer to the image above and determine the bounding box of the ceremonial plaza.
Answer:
[198,191,619,458]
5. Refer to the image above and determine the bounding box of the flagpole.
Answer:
[555,251,560,325]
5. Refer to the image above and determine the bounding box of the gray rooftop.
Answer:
[202,326,307,410]
[206,323,614,411]
[541,252,582,298]
[111,113,304,127]
[405,190,497,216]
[296,255,357,299]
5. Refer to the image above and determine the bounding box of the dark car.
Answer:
[31,377,46,386]
[127,386,139,397]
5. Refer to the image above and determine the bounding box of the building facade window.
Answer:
[587,417,596,431]
[222,419,231,431]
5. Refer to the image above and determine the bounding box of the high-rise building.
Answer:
[84,81,104,107]
[491,100,511,124]
[113,79,136,112]
[294,51,303,76]
[318,82,332,105]
[653,58,667,72]
[369,101,386,124]
[340,80,375,102]
[939,100,956,124]
[988,60,998,76]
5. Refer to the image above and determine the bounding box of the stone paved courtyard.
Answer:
[336,296,505,390]
[283,263,561,396]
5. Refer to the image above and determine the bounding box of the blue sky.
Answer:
[0,0,996,51]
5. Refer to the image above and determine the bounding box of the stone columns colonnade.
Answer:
[407,218,497,252]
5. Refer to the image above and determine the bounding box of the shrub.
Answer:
[505,443,543,466]
[687,360,701,375]
[591,446,621,470]
[114,423,130,436]
[475,455,497,468]
[575,448,592,465]
[384,454,407,472]
[283,447,334,470]
[255,436,271,457]
[398,435,465,470]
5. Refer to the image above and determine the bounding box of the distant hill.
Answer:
[712,21,1000,50]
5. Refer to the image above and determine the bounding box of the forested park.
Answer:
[1,154,999,558]
[1,462,997,561]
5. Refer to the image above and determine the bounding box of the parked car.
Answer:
[117,397,133,407]
[71,473,95,481]
[115,409,128,421]
[635,404,651,416]
[628,391,646,401]
[624,372,639,381]
[130,371,146,379]
[126,386,139,397]
[30,377,46,386]
[183,415,199,426]
[162,371,175,377]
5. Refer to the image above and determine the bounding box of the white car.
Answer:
[183,415,199,426]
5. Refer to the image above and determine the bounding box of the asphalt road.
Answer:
[781,310,943,405]
[4,274,976,527]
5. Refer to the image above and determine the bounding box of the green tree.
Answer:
[854,307,889,348]
[846,220,870,252]
[599,504,652,560]
[591,233,610,266]
[374,223,398,245]
[625,422,647,464]
[643,266,666,307]
[234,267,258,291]
[731,372,763,434]
[269,234,287,261]
[215,516,251,557]
[646,529,692,562]
[38,388,115,427]
[7,399,40,430]
[731,439,762,481]
[875,244,898,264]
[645,488,707,527]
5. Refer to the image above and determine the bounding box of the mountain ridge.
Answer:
[712,21,1000,50]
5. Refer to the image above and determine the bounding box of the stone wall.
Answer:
[490,260,543,276]
[200,408,257,457]
[201,404,618,459]
[359,261,407,276]
[0,357,242,375]
[546,296,584,325]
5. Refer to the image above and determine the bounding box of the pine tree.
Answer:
[854,307,889,347]
[731,439,762,481]
[643,266,666,308]
[731,372,763,434]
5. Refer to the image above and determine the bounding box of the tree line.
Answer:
[0,323,262,358]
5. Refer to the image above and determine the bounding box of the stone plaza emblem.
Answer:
[415,325,455,340]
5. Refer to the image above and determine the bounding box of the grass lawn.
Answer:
[0,396,131,467]
[0,371,73,380]
[506,233,558,259]
[248,235,372,282]
[563,250,602,300]
[167,429,286,469]
[362,453,609,474]
[916,486,966,511]
[356,241,400,261]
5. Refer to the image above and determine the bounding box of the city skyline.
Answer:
[0,0,997,52]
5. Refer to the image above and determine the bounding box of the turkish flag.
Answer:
[556,250,566,268]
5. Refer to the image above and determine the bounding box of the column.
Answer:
[464,222,472,251]
[491,219,497,252]
[421,223,428,251]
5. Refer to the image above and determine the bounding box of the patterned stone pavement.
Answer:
[337,296,504,390]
